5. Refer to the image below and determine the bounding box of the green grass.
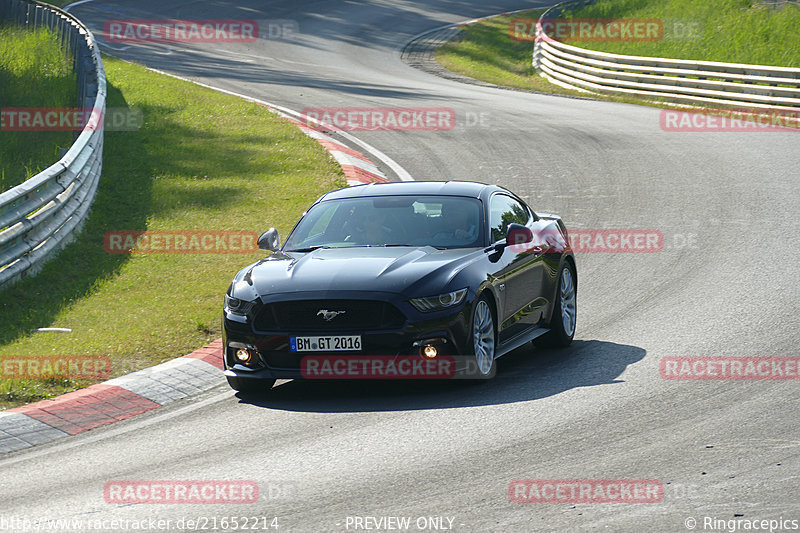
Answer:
[0,55,345,408]
[436,9,584,97]
[0,24,77,190]
[560,0,800,67]
[436,2,800,105]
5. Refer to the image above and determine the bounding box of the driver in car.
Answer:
[345,206,391,245]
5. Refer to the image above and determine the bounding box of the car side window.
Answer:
[489,195,531,242]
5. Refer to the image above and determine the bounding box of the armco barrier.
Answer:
[532,0,800,110]
[0,0,105,288]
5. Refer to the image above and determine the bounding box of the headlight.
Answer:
[409,288,468,312]
[225,293,255,316]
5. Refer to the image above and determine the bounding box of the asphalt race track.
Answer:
[2,1,798,531]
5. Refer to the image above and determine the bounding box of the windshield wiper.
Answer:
[345,244,416,248]
[285,245,331,253]
[288,244,416,251]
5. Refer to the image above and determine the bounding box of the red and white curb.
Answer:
[1,6,414,454]
[125,63,402,186]
[0,340,224,454]
[281,115,388,186]
[0,101,395,456]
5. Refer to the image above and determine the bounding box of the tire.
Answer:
[537,262,577,347]
[226,376,275,394]
[468,296,497,378]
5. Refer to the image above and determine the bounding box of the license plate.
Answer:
[290,335,362,352]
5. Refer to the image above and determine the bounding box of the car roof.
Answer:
[321,180,503,201]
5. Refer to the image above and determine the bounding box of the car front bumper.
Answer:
[222,295,474,381]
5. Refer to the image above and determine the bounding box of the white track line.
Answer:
[64,0,413,182]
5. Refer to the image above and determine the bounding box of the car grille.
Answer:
[255,299,406,332]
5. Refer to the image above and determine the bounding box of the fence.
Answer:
[532,0,800,110]
[0,0,105,288]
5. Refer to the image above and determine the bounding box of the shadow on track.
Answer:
[73,0,553,101]
[234,339,645,412]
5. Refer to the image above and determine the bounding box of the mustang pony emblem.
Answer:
[317,309,346,321]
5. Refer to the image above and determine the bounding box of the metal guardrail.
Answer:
[532,0,800,109]
[0,0,105,289]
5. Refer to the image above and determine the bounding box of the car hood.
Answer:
[236,246,479,299]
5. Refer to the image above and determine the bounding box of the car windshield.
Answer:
[283,195,484,250]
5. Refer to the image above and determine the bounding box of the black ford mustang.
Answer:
[222,181,576,392]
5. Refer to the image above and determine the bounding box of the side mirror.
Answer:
[257,228,280,251]
[506,223,533,246]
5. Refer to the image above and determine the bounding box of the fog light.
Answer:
[422,345,438,359]
[235,348,252,363]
